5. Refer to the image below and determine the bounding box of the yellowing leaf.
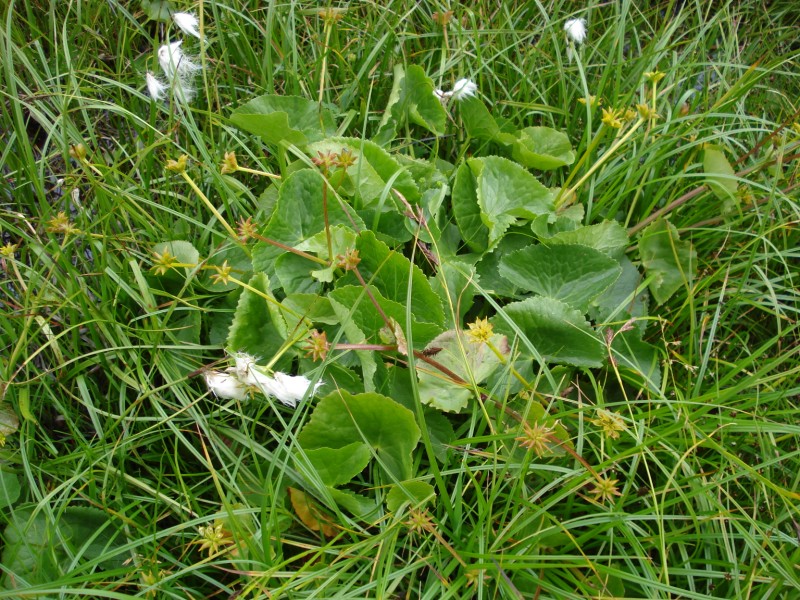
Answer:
[288,488,337,538]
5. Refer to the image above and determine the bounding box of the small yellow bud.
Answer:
[335,148,357,169]
[636,103,660,121]
[151,249,179,276]
[601,107,623,129]
[165,154,189,173]
[237,216,258,242]
[45,212,80,235]
[304,329,330,362]
[588,474,622,504]
[318,7,345,25]
[220,151,239,174]
[335,248,361,271]
[69,143,87,161]
[591,409,626,439]
[577,95,602,108]
[644,70,666,84]
[622,107,637,122]
[433,10,454,27]
[209,260,233,285]
[466,317,493,344]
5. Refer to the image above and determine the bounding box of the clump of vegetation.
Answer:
[1,1,798,598]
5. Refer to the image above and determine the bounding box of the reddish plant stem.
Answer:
[350,266,392,328]
[335,340,598,478]
[628,150,800,236]
[253,234,328,265]
[321,178,333,264]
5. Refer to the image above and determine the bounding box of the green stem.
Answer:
[180,171,238,239]
[556,118,646,209]
[236,166,281,179]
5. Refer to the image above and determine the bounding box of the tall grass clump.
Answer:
[0,1,798,598]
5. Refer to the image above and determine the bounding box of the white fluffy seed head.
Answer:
[173,12,201,39]
[145,71,167,101]
[269,372,323,407]
[451,78,478,101]
[158,40,199,80]
[205,370,248,400]
[564,18,587,44]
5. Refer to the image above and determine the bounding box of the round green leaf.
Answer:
[302,442,371,487]
[493,296,604,367]
[230,94,334,147]
[0,470,20,509]
[511,127,576,170]
[141,0,174,21]
[499,243,622,313]
[226,272,287,362]
[386,481,436,512]
[638,218,696,305]
[297,391,420,481]
[416,330,510,413]
[546,220,630,259]
[469,156,555,247]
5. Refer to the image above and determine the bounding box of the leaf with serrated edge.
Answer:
[546,220,629,259]
[338,231,444,326]
[499,243,622,313]
[386,481,436,512]
[493,296,604,367]
[227,272,286,361]
[252,169,364,275]
[469,156,554,247]
[511,126,575,170]
[230,94,334,147]
[302,442,371,487]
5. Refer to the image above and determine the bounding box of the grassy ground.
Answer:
[1,1,799,598]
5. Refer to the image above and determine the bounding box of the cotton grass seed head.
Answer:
[205,370,249,400]
[564,18,587,44]
[451,78,478,101]
[173,12,201,40]
[158,40,199,80]
[269,372,323,408]
[434,78,478,103]
[145,71,167,101]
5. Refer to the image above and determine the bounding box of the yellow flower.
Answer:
[601,108,623,129]
[45,212,80,235]
[165,154,188,173]
[644,70,666,84]
[577,95,601,108]
[515,421,556,458]
[636,103,660,121]
[405,508,434,535]
[69,143,87,161]
[466,317,493,344]
[220,151,239,174]
[589,475,622,504]
[209,260,233,285]
[151,249,179,276]
[591,409,626,439]
[622,107,637,122]
[196,520,236,557]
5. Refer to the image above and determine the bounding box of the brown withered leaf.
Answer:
[288,487,337,538]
